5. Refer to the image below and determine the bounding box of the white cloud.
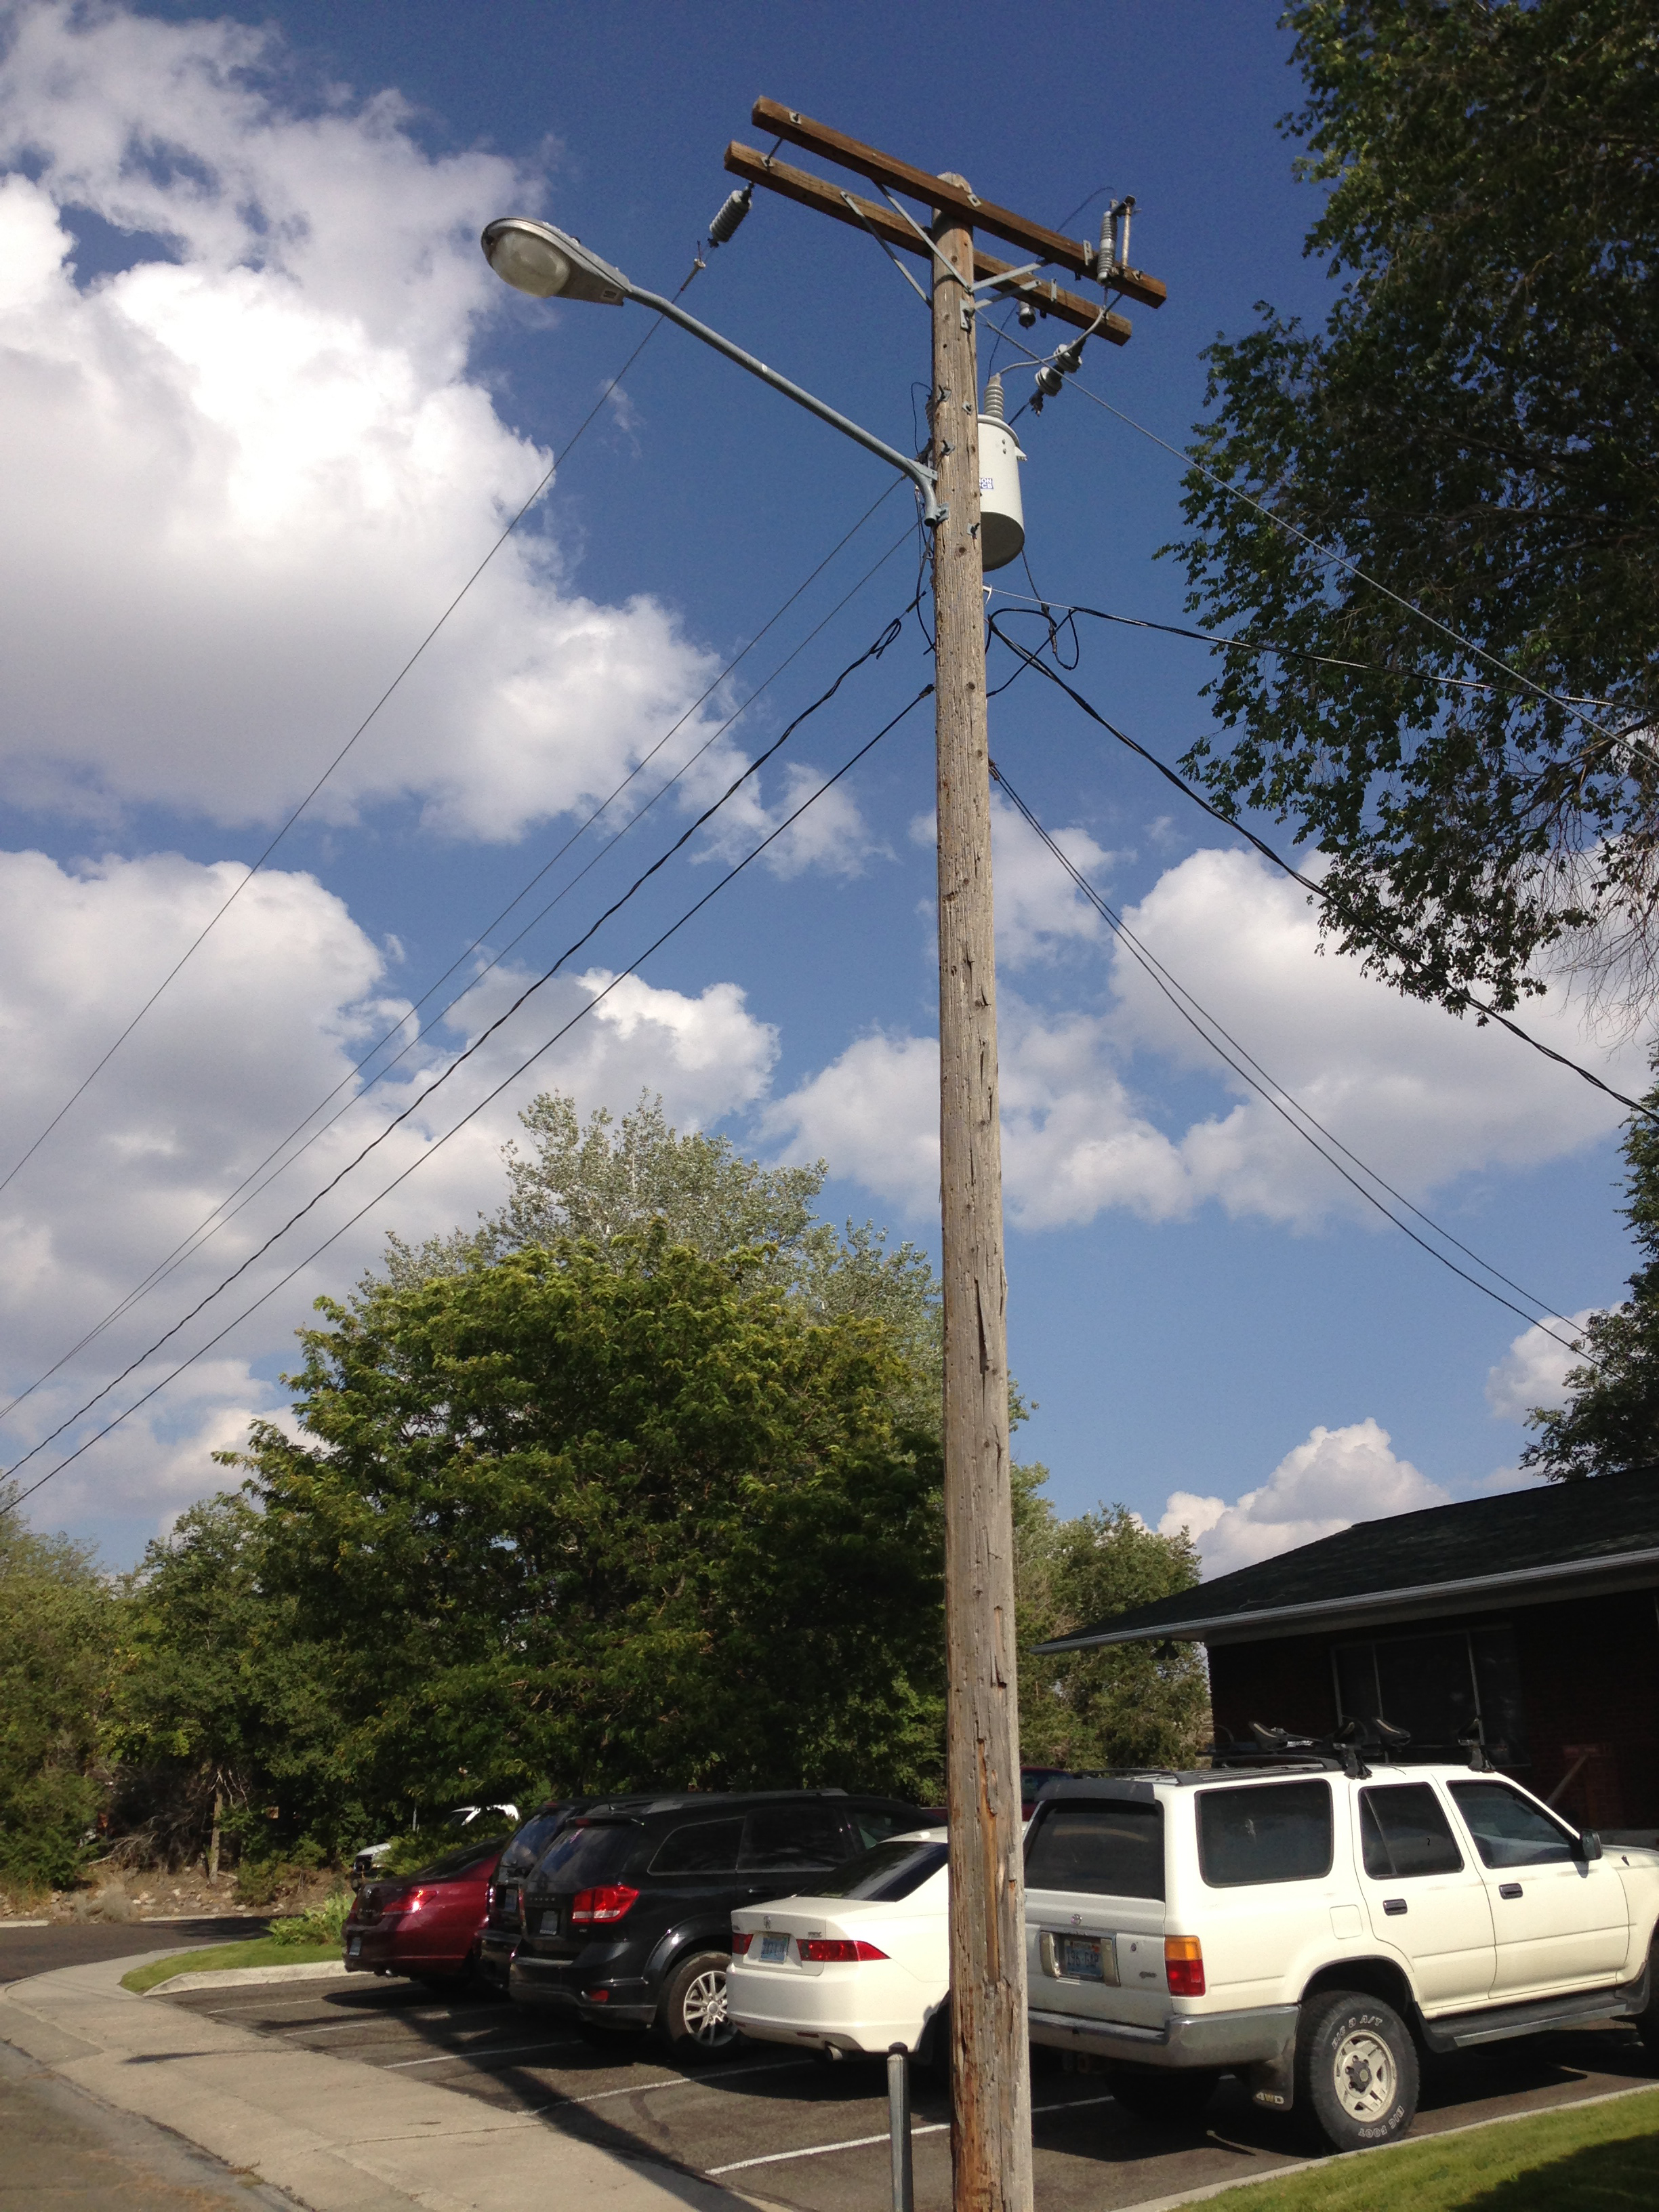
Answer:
[909,795,1111,967]
[1158,1419,1448,1578]
[1484,1311,1597,1421]
[0,2,846,851]
[0,848,775,1540]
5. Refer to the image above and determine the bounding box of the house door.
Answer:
[1353,1782,1495,2009]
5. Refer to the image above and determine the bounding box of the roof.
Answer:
[1033,1465,1659,1652]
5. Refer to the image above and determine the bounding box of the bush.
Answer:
[270,1889,351,1946]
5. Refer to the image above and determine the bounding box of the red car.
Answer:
[344,1832,508,1989]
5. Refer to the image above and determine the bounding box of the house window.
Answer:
[1332,1624,1530,1765]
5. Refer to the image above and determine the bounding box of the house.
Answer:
[1032,1465,1659,1835]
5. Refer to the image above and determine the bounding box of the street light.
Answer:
[481,217,943,526]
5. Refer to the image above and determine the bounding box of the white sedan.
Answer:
[727,1830,947,2060]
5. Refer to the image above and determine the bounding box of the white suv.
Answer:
[1023,1757,1658,2152]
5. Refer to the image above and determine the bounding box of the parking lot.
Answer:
[163,1975,1658,2211]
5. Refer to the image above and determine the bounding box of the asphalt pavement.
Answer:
[0,1913,268,1986]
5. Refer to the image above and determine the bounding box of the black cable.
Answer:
[0,262,708,1202]
[0,604,922,1486]
[1,685,932,1513]
[990,762,1591,1361]
[986,613,1659,1128]
[0,502,911,1427]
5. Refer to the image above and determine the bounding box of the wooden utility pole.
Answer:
[727,100,1164,2212]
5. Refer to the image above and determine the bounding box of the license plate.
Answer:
[348,1936,361,1957]
[1059,1936,1107,1981]
[759,1933,790,1963]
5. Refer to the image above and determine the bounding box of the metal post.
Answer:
[888,2044,916,2212]
[930,178,1033,2212]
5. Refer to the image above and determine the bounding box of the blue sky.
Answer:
[0,0,1642,1570]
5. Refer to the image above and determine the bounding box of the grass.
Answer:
[1203,2086,1659,2211]
[120,1937,341,1994]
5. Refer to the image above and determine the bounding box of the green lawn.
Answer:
[120,1937,341,1993]
[1204,2087,1659,2211]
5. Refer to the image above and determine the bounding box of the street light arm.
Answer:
[622,281,944,528]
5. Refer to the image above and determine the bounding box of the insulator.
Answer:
[1035,363,1064,398]
[1053,339,1084,375]
[982,372,1006,421]
[708,186,752,248]
[1017,300,1038,328]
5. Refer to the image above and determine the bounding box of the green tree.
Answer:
[1174,1,1659,1017]
[1522,1062,1659,1478]
[0,1491,119,1890]
[233,1236,947,1809]
[1015,1467,1210,1770]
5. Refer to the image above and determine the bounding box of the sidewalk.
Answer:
[0,1950,772,2212]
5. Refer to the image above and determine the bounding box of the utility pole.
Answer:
[726,101,1165,2212]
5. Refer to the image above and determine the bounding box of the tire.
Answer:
[1105,2065,1220,2126]
[1294,1988,1418,2154]
[1636,1939,1658,2063]
[657,1950,739,2062]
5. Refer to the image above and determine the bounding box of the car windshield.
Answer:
[808,1840,947,1902]
[496,1809,569,1882]
[401,1838,506,1883]
[535,1820,642,1889]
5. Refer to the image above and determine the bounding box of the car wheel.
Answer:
[657,1950,739,2062]
[1636,1940,1658,2062]
[1105,2065,1220,2125]
[1294,1988,1418,2153]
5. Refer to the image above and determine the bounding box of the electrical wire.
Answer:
[1,604,924,1486]
[986,611,1659,1128]
[0,258,708,1202]
[989,760,1591,1360]
[1,684,932,1513]
[0,500,912,1428]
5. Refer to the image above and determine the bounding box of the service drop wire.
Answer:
[986,610,1659,1129]
[2,684,933,1513]
[989,758,1590,1364]
[0,255,708,1202]
[0,606,923,1486]
[0,499,912,1428]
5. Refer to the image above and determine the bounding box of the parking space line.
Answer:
[705,2092,1115,2176]
[570,2057,817,2106]
[384,2039,586,2070]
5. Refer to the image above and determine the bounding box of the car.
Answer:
[477,1795,669,1994]
[510,1790,927,2056]
[1021,1743,1659,2152]
[727,1828,949,2064]
[344,1829,510,1989]
[350,1801,519,1884]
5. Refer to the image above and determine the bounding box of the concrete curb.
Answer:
[142,1960,352,1994]
[0,1949,777,2212]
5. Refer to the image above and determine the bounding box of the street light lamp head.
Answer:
[480,218,628,306]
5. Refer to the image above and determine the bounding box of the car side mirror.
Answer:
[1578,1829,1603,1862]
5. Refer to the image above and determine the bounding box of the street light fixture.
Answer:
[480,216,943,525]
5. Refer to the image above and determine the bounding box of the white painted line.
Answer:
[383,2039,585,2070]
[706,2091,1115,2175]
[0,1919,51,1929]
[571,2057,817,2107]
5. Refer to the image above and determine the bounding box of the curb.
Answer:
[141,1959,350,1994]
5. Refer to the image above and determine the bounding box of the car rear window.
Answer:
[649,1818,747,1875]
[811,1840,947,1901]
[1197,1781,1332,1887]
[1448,1780,1578,1868]
[536,1820,642,1889]
[739,1804,848,1872]
[1359,1784,1464,1879]
[498,1809,569,1882]
[1024,1801,1165,1900]
[407,1837,508,1883]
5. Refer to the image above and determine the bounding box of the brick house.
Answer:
[1033,1465,1659,1836]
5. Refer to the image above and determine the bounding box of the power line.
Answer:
[0,263,704,1202]
[0,500,912,1427]
[989,757,1591,1361]
[986,612,1659,1129]
[1,606,923,1488]
[1,685,931,1514]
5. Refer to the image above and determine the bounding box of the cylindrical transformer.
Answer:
[977,413,1026,571]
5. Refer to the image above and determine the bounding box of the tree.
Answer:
[233,1237,947,1810]
[1174,1,1659,1019]
[1015,1467,1210,1770]
[0,1491,118,1891]
[1522,1063,1659,1478]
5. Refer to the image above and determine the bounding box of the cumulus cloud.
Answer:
[1484,1311,1597,1421]
[0,2,856,853]
[0,848,776,1537]
[765,846,1645,1230]
[1159,1420,1448,1578]
[909,796,1111,967]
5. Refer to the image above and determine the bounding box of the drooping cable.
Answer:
[1,684,932,1512]
[1,606,924,1484]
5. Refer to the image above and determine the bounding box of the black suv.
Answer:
[510,1790,926,2054]
[478,1795,665,1994]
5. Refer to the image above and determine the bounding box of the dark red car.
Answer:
[344,1832,509,1989]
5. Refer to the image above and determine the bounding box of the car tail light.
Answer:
[730,1930,753,1955]
[570,1885,639,1927]
[798,1938,888,1963]
[1164,1936,1205,1996]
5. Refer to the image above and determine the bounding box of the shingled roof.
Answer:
[1033,1464,1659,1652]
